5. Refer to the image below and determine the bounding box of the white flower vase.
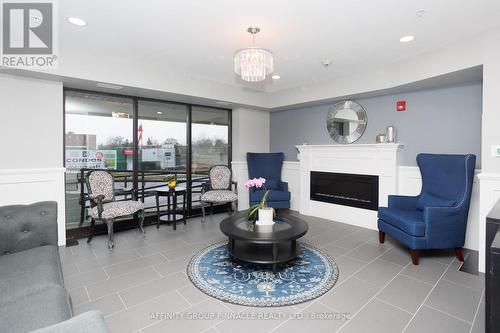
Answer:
[256,207,274,226]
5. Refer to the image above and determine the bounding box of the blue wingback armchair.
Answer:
[246,152,291,209]
[378,153,476,265]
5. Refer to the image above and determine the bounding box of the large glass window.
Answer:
[137,100,188,211]
[63,90,231,236]
[191,107,230,208]
[64,91,134,230]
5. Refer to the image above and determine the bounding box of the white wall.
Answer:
[231,107,271,210]
[478,28,500,272]
[231,107,270,161]
[0,74,65,245]
[1,74,63,169]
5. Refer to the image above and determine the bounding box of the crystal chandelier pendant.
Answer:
[234,27,273,82]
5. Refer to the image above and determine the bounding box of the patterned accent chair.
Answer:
[378,153,476,265]
[200,165,238,222]
[86,170,145,249]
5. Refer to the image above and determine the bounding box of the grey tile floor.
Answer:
[59,213,485,333]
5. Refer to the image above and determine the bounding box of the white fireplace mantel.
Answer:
[296,143,404,230]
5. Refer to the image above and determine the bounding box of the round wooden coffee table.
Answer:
[220,214,308,272]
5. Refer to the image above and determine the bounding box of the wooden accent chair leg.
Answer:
[201,201,206,222]
[410,250,420,265]
[378,231,385,244]
[87,219,95,243]
[281,208,290,215]
[106,220,114,249]
[454,247,465,262]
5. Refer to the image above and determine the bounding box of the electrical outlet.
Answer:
[492,145,500,157]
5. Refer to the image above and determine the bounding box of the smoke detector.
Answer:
[321,60,333,67]
[416,9,427,18]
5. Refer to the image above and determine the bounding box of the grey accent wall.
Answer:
[270,82,482,167]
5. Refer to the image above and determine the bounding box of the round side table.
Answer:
[155,186,187,230]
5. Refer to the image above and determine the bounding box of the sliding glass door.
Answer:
[63,89,231,238]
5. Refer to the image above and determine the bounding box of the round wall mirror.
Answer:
[326,100,367,144]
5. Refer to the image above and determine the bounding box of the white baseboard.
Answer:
[0,167,66,246]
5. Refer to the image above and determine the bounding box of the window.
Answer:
[63,89,231,236]
[64,91,134,230]
[191,106,230,208]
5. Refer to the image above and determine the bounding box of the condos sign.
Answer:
[1,0,57,68]
[65,150,117,170]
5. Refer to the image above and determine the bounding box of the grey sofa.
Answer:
[0,201,109,333]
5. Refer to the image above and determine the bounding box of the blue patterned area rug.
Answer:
[187,241,339,307]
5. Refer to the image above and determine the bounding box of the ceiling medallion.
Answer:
[234,27,273,82]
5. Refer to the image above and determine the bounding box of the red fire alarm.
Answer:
[397,100,406,112]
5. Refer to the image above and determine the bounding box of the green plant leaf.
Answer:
[249,206,260,216]
[260,190,270,207]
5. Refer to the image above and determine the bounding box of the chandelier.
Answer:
[234,27,273,82]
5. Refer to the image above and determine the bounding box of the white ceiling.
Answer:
[1,0,498,110]
[57,0,499,94]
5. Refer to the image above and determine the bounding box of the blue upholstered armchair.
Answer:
[246,152,291,209]
[378,153,476,265]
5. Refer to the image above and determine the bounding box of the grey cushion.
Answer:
[0,245,64,307]
[89,200,145,219]
[30,311,109,333]
[0,286,72,333]
[0,201,58,255]
[201,190,238,203]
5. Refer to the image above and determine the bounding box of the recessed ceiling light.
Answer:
[96,82,123,90]
[272,74,281,80]
[157,111,162,115]
[400,35,415,43]
[67,17,87,26]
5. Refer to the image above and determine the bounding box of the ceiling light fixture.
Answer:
[400,35,415,43]
[67,17,87,26]
[96,82,123,90]
[234,27,273,82]
[157,111,162,115]
[271,74,280,80]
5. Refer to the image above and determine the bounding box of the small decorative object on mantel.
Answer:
[386,125,396,143]
[244,177,275,229]
[165,175,177,190]
[376,133,386,143]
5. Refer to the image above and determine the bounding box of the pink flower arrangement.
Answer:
[244,177,266,189]
[244,177,273,220]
